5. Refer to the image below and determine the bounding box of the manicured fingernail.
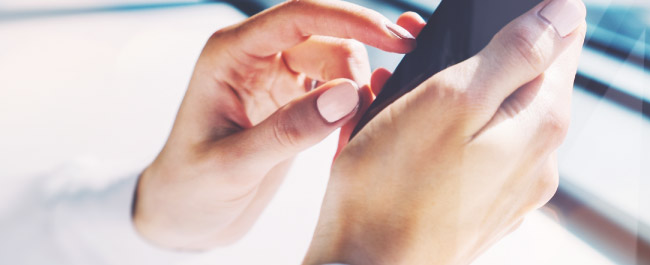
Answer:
[385,22,415,40]
[317,81,360,123]
[539,0,586,37]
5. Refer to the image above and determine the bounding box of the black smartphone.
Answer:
[349,0,542,139]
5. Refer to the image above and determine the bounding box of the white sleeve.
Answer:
[0,157,200,265]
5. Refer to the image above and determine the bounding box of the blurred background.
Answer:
[0,0,648,264]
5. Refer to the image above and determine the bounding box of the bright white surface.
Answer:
[0,0,201,12]
[0,3,614,265]
[474,210,614,265]
[559,87,650,227]
[0,3,244,178]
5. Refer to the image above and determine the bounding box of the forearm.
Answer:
[133,156,294,250]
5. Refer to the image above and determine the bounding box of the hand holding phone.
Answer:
[350,0,543,138]
[306,0,587,264]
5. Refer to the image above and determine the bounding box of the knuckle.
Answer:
[541,109,571,147]
[272,107,302,148]
[276,0,311,27]
[206,27,230,48]
[428,71,460,99]
[282,0,313,11]
[428,67,475,108]
[283,0,303,8]
[208,29,225,42]
[420,70,483,134]
[338,40,367,59]
[327,40,369,80]
[507,26,547,73]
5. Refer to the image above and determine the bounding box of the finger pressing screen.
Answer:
[396,11,427,37]
[227,0,416,57]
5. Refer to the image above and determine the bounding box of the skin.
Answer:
[134,0,587,263]
[134,0,419,250]
[303,0,587,264]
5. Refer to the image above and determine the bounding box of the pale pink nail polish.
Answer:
[386,22,415,40]
[317,81,360,123]
[539,0,586,37]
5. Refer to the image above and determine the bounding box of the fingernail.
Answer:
[539,0,586,37]
[317,81,360,123]
[385,22,415,40]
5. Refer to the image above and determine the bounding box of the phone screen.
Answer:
[350,0,542,139]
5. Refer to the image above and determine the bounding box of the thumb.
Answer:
[214,79,360,174]
[336,68,392,159]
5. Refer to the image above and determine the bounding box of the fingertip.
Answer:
[385,21,415,39]
[396,11,427,37]
[370,68,392,96]
[405,11,426,24]
[571,20,588,40]
[383,21,417,52]
[316,79,361,124]
[538,0,587,38]
[372,67,392,77]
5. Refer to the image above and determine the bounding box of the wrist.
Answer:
[303,170,468,265]
[132,165,188,249]
[302,187,417,265]
[133,164,217,250]
[133,160,264,250]
[303,215,410,265]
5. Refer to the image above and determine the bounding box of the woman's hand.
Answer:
[304,0,587,264]
[133,0,423,250]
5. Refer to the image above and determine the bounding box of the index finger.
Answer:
[226,0,416,57]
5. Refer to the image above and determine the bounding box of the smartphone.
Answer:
[349,0,542,139]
